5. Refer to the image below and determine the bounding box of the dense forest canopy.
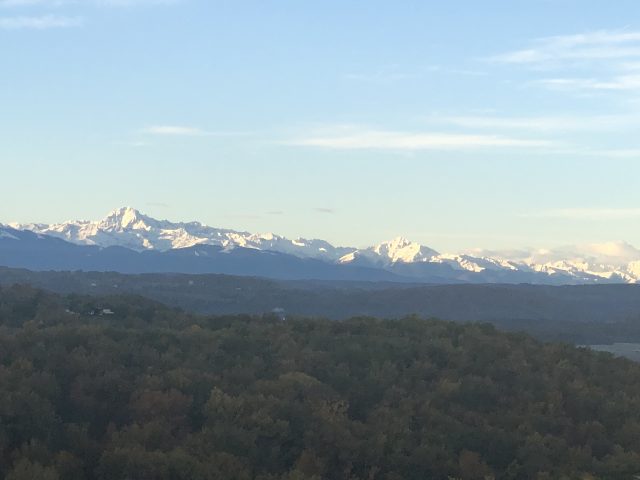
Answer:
[3,267,640,345]
[2,285,640,479]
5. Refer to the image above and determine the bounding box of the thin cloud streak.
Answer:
[0,14,81,28]
[96,0,180,6]
[490,30,640,65]
[285,127,554,151]
[344,65,487,83]
[314,208,335,214]
[435,113,640,131]
[344,72,417,83]
[0,0,179,6]
[143,126,208,136]
[539,74,640,91]
[0,0,55,6]
[141,126,248,137]
[489,29,640,93]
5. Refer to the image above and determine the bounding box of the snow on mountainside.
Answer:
[10,207,353,261]
[489,242,640,267]
[0,226,19,241]
[470,242,640,284]
[432,254,521,273]
[8,208,640,284]
[338,237,439,266]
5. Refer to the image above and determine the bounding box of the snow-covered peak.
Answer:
[100,207,151,231]
[372,236,411,254]
[339,236,440,266]
[10,207,354,260]
[434,254,520,273]
[382,236,411,248]
[372,236,440,263]
[107,206,139,219]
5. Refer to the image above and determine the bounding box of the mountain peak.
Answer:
[387,236,415,248]
[339,237,439,266]
[106,206,141,218]
[102,207,148,230]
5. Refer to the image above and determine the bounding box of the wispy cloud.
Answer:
[284,126,553,151]
[142,126,208,136]
[0,0,55,6]
[435,112,640,132]
[344,70,418,83]
[141,126,246,137]
[344,65,486,83]
[489,29,640,93]
[0,14,81,29]
[538,74,640,91]
[314,208,335,214]
[0,0,179,6]
[0,0,178,30]
[522,208,640,220]
[490,30,640,66]
[95,0,180,6]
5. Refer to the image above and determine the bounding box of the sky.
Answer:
[1,0,640,251]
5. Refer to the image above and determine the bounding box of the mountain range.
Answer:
[3,207,640,284]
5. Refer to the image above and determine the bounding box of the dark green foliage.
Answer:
[1,285,640,479]
[3,267,640,345]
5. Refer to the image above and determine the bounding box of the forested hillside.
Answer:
[2,285,640,479]
[3,267,640,344]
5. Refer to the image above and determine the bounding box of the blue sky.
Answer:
[1,0,640,251]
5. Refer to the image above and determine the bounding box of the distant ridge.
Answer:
[4,207,640,284]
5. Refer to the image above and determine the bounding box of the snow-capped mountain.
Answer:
[338,237,439,266]
[10,207,352,261]
[470,242,640,283]
[7,207,640,284]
